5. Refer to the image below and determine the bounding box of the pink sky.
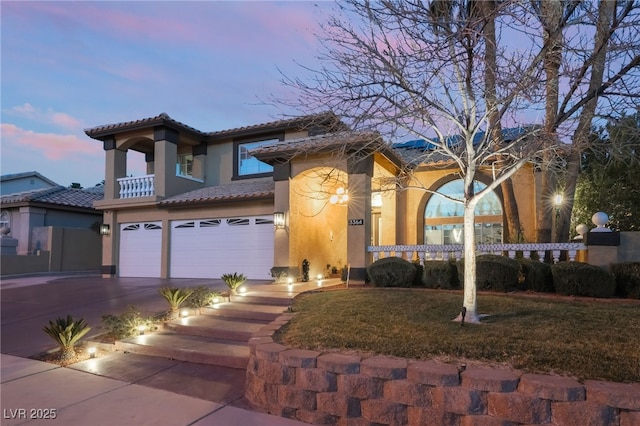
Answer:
[1,1,328,187]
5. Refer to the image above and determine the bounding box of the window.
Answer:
[0,211,9,230]
[176,154,193,177]
[424,179,503,244]
[235,138,279,178]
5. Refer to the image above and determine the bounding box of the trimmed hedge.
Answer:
[551,262,616,298]
[458,254,521,292]
[367,257,417,288]
[610,262,640,299]
[423,260,458,289]
[517,258,554,293]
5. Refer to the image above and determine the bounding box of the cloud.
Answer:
[5,104,83,132]
[0,123,99,161]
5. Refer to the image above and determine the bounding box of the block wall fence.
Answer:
[246,313,640,425]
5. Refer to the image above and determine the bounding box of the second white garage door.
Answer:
[170,216,274,280]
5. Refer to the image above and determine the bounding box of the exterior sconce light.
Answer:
[99,224,111,235]
[274,212,285,228]
[330,187,348,205]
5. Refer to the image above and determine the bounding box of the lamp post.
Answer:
[553,193,563,242]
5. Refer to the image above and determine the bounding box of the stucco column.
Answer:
[103,136,127,200]
[273,163,292,277]
[154,127,179,198]
[18,207,46,255]
[101,210,117,277]
[347,156,373,281]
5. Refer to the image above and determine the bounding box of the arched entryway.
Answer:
[289,167,349,279]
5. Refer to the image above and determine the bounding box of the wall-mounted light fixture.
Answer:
[99,224,111,235]
[330,187,348,205]
[274,212,285,228]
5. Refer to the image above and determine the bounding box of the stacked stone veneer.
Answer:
[246,314,640,425]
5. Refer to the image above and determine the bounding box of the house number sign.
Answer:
[348,219,364,226]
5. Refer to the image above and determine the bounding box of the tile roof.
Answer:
[0,186,104,209]
[84,111,344,140]
[250,131,384,157]
[206,111,344,138]
[159,180,274,206]
[250,130,405,169]
[0,171,59,186]
[84,112,206,138]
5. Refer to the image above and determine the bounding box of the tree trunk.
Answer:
[59,347,76,363]
[559,1,614,242]
[501,179,523,242]
[536,0,564,243]
[461,202,480,323]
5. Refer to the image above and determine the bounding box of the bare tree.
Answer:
[281,0,638,322]
[528,1,640,242]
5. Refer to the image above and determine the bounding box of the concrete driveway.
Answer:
[0,275,232,357]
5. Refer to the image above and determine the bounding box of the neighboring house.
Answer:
[0,171,59,195]
[0,184,104,255]
[85,112,539,281]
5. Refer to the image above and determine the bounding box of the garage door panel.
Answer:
[119,222,162,278]
[170,216,273,280]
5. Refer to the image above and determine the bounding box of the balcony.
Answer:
[117,175,155,198]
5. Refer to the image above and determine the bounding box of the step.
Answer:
[201,302,287,321]
[163,316,268,341]
[229,293,293,306]
[115,332,249,369]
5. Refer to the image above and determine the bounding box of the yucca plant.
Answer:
[221,273,247,295]
[158,287,193,320]
[43,315,91,362]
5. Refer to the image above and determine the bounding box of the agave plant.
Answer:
[158,287,193,320]
[221,273,247,295]
[43,315,91,362]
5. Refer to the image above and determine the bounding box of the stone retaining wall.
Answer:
[245,314,640,425]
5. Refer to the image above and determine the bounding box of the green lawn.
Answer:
[275,288,640,383]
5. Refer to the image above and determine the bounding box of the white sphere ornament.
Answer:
[575,224,589,236]
[591,212,611,232]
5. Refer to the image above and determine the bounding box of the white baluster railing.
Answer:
[367,243,587,265]
[117,175,155,198]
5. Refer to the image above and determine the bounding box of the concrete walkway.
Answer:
[1,354,306,425]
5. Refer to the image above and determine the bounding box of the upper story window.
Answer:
[0,211,9,230]
[176,154,193,177]
[234,136,281,179]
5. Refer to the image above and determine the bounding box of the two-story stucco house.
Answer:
[86,112,539,281]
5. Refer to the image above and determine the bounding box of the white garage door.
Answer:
[170,216,274,280]
[119,222,162,278]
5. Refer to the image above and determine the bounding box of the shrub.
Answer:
[43,315,91,362]
[102,305,157,339]
[458,255,521,292]
[221,273,247,295]
[517,258,554,293]
[412,261,425,287]
[185,286,223,308]
[158,287,194,319]
[367,257,417,287]
[423,260,457,289]
[551,262,616,298]
[270,267,289,283]
[610,262,640,299]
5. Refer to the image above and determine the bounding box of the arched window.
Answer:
[424,180,503,244]
[0,211,9,229]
